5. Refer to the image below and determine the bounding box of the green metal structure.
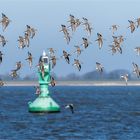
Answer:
[28,51,60,113]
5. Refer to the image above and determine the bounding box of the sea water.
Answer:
[0,86,140,140]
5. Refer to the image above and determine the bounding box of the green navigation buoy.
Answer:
[28,51,60,113]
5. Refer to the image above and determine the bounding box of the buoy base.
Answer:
[28,96,60,113]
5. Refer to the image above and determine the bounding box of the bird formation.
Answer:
[1,13,140,87]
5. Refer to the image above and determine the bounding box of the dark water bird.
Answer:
[0,13,11,31]
[50,55,57,68]
[132,62,140,78]
[74,45,83,57]
[120,74,129,85]
[82,17,92,36]
[65,104,74,114]
[0,79,4,87]
[25,51,33,68]
[81,37,91,49]
[0,35,7,47]
[10,70,18,79]
[96,62,104,73]
[62,50,70,64]
[15,61,22,71]
[95,33,103,49]
[18,36,25,49]
[110,25,119,34]
[50,76,56,87]
[134,47,140,55]
[0,51,3,64]
[73,59,81,71]
[136,18,140,28]
[128,20,135,33]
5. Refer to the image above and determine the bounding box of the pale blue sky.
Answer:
[0,0,140,77]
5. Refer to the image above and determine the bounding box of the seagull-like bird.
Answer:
[48,48,56,56]
[0,35,7,47]
[65,104,74,114]
[128,20,135,33]
[0,13,11,31]
[74,45,83,57]
[0,51,3,64]
[15,61,22,71]
[50,55,57,68]
[132,62,140,78]
[26,51,33,68]
[18,36,25,49]
[134,47,140,55]
[62,50,70,64]
[110,25,119,34]
[81,37,91,49]
[96,62,104,73]
[95,33,103,49]
[120,74,128,85]
[73,59,81,71]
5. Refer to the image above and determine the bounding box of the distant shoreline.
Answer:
[2,81,140,86]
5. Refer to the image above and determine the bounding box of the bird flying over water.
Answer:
[73,59,82,71]
[96,62,104,73]
[10,70,18,79]
[132,62,140,78]
[0,51,3,64]
[128,20,135,33]
[81,37,91,49]
[134,47,140,56]
[65,104,74,114]
[0,35,7,47]
[15,61,22,71]
[50,76,56,87]
[120,74,129,85]
[0,13,11,31]
[62,50,71,64]
[25,52,33,68]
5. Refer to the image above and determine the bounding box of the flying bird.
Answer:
[17,36,26,49]
[10,70,18,79]
[48,48,56,56]
[0,35,7,47]
[62,50,71,64]
[0,13,11,31]
[128,20,135,33]
[95,33,103,49]
[120,74,129,85]
[25,51,33,68]
[96,62,104,73]
[136,18,140,28]
[50,76,56,87]
[132,62,140,78]
[134,47,140,55]
[15,61,22,71]
[110,25,119,34]
[0,51,3,64]
[0,79,4,87]
[50,55,57,68]
[65,104,74,114]
[73,59,82,71]
[81,37,91,49]
[74,45,83,57]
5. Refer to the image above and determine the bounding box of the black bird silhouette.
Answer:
[65,104,74,114]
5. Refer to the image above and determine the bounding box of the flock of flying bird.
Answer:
[0,13,140,86]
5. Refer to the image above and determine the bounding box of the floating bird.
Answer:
[62,50,70,64]
[74,45,83,57]
[73,59,81,71]
[110,25,119,34]
[95,33,103,49]
[128,20,135,33]
[17,36,26,49]
[65,104,74,114]
[0,13,11,31]
[81,37,91,49]
[25,51,33,68]
[0,51,3,64]
[134,47,140,55]
[120,74,128,85]
[96,62,104,73]
[50,76,56,87]
[132,62,140,78]
[0,35,7,47]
